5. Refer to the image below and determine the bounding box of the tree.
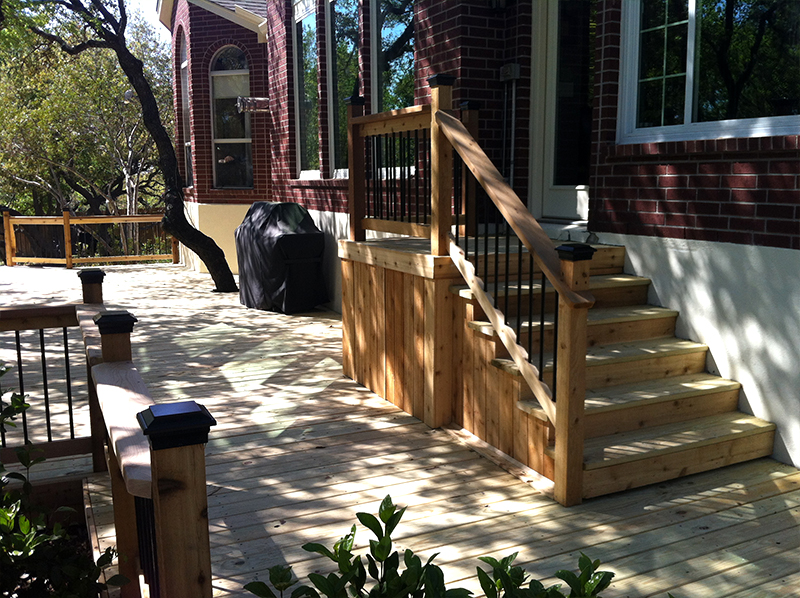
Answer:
[0,0,238,292]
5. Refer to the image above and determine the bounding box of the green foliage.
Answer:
[0,363,127,596]
[245,495,679,598]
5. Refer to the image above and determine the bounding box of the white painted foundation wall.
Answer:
[597,232,800,468]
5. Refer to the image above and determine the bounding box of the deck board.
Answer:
[2,264,798,597]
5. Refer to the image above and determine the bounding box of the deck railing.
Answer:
[3,210,179,268]
[1,272,215,597]
[347,76,595,506]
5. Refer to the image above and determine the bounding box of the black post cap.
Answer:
[78,268,106,284]
[459,100,481,111]
[555,243,597,262]
[344,95,365,106]
[93,311,138,335]
[427,74,456,88]
[137,401,217,450]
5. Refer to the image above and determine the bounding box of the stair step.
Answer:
[452,274,651,313]
[493,337,708,388]
[518,373,741,436]
[465,243,625,278]
[572,413,776,498]
[468,305,678,349]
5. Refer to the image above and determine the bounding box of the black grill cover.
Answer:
[236,202,328,314]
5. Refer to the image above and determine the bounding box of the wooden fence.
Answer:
[3,210,179,268]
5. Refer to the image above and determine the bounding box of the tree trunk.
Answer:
[113,39,238,292]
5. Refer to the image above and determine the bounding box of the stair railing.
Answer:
[431,77,595,506]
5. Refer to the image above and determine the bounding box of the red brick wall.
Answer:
[590,0,800,250]
[416,0,532,201]
[173,0,270,206]
[177,0,537,214]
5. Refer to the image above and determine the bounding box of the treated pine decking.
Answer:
[2,264,799,597]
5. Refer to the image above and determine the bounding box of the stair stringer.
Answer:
[449,240,558,426]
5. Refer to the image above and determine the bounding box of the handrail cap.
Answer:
[78,268,106,284]
[345,95,365,106]
[555,243,597,262]
[94,310,138,334]
[137,401,217,450]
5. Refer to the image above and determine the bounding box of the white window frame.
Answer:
[294,0,322,179]
[618,0,800,145]
[210,46,252,188]
[180,33,193,187]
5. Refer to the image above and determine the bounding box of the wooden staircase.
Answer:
[452,243,776,501]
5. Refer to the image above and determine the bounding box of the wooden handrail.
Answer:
[435,110,594,309]
[8,214,163,225]
[0,304,80,332]
[351,104,431,136]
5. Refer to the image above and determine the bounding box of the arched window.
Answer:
[180,33,193,186]
[211,46,253,188]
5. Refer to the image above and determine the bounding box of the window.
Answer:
[619,0,800,143]
[210,46,253,188]
[180,33,193,187]
[329,0,360,171]
[295,0,320,174]
[371,0,415,112]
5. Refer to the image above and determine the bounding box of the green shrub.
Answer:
[243,495,656,598]
[1,363,127,597]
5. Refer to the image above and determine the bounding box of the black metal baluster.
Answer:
[528,251,535,361]
[504,224,511,319]
[0,369,5,447]
[414,129,421,224]
[39,329,52,442]
[483,199,490,285]
[15,331,28,444]
[493,206,500,309]
[424,132,431,224]
[400,132,407,221]
[515,237,523,341]
[63,327,75,438]
[453,153,462,248]
[136,497,160,598]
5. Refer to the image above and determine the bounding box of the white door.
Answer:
[529,0,593,221]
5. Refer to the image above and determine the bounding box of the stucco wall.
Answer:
[598,232,800,468]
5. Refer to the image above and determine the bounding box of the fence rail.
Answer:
[3,211,179,268]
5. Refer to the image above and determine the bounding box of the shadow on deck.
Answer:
[2,264,799,598]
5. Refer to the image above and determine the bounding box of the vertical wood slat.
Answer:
[460,301,475,432]
[63,211,73,269]
[423,278,453,427]
[472,334,488,440]
[411,276,425,420]
[429,77,454,257]
[385,269,404,408]
[485,363,501,449]
[3,211,15,266]
[451,296,465,426]
[347,99,366,242]
[341,259,356,380]
[512,380,529,464]
[554,258,592,507]
[152,444,213,598]
[497,370,515,457]
[107,449,142,598]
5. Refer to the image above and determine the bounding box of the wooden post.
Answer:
[553,243,595,507]
[171,236,180,264]
[95,311,142,597]
[79,268,107,472]
[347,96,366,242]
[429,75,455,257]
[3,210,16,266]
[78,268,106,305]
[459,101,480,238]
[63,210,73,269]
[138,401,216,598]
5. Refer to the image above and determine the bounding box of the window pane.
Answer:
[297,13,320,171]
[212,47,247,71]
[332,0,360,170]
[214,97,248,139]
[637,0,688,127]
[695,0,800,122]
[215,143,253,188]
[641,0,665,30]
[638,79,663,127]
[375,0,415,112]
[213,74,248,98]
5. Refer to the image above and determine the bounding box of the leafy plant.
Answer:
[0,362,127,596]
[245,495,677,598]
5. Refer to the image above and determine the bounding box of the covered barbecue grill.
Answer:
[235,202,328,313]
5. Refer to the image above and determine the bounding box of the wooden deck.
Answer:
[2,264,800,597]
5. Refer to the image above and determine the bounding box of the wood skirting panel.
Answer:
[341,256,460,428]
[451,295,554,482]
